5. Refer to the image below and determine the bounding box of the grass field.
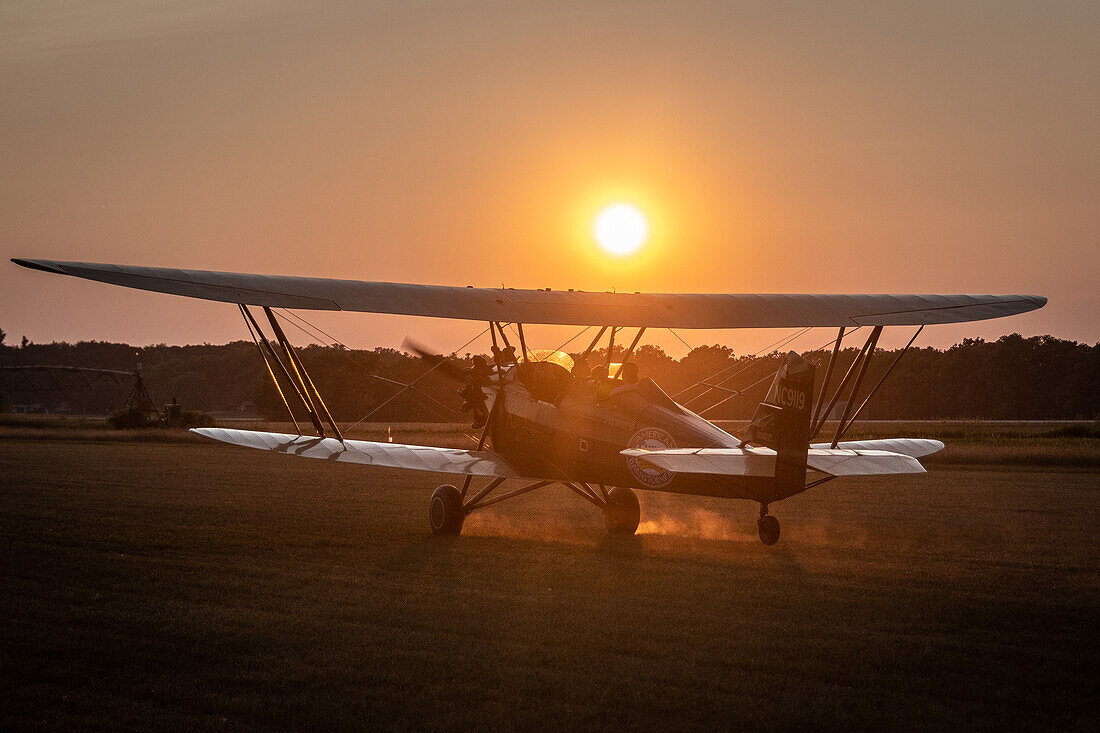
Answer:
[1,432,1098,730]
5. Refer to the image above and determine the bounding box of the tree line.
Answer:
[1,329,1097,421]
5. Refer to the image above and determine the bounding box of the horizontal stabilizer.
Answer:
[13,258,1046,329]
[192,427,521,478]
[806,448,925,476]
[810,438,944,458]
[621,446,926,477]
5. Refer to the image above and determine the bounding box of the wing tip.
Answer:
[11,258,64,274]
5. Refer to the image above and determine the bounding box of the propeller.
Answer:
[403,338,492,428]
[402,338,469,383]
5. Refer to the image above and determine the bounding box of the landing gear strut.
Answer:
[429,484,464,535]
[757,504,780,545]
[603,487,640,535]
[429,478,640,537]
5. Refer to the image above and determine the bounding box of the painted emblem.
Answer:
[626,427,677,488]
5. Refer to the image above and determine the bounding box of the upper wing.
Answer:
[621,446,926,476]
[13,258,1045,329]
[192,427,524,478]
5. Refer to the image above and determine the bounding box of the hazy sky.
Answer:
[2,0,1096,357]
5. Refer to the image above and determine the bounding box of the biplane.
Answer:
[12,258,1045,544]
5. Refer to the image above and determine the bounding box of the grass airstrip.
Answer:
[1,420,1097,729]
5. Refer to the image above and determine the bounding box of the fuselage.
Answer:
[486,365,778,501]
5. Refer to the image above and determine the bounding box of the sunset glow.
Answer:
[0,2,1086,353]
[594,203,648,256]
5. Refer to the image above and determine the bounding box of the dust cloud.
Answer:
[637,500,870,548]
[636,508,753,542]
[462,494,869,548]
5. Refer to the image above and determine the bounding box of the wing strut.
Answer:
[613,327,647,378]
[460,319,513,500]
[835,325,923,439]
[809,327,846,431]
[239,304,303,434]
[244,305,325,437]
[460,348,504,500]
[604,327,618,372]
[489,321,518,367]
[261,306,344,441]
[809,326,881,441]
[579,326,609,363]
[801,324,921,490]
[516,322,530,362]
[828,326,882,447]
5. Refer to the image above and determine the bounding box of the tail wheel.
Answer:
[757,514,780,545]
[603,487,640,535]
[429,484,464,535]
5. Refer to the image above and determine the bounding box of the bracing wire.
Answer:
[666,327,694,352]
[695,326,865,417]
[674,326,812,401]
[344,325,490,432]
[272,308,488,429]
[272,310,462,422]
[538,325,592,360]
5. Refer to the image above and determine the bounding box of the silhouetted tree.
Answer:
[0,334,1095,420]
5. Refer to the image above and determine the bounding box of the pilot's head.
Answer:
[620,362,639,384]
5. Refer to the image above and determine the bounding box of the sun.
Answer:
[594,203,648,256]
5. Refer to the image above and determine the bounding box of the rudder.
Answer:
[741,351,816,495]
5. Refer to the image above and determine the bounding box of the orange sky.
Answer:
[2,1,1096,357]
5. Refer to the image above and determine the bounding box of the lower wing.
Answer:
[192,427,522,478]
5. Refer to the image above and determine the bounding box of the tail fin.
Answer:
[741,351,816,493]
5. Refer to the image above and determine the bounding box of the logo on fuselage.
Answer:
[626,427,677,488]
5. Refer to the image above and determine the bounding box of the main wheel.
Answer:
[757,514,780,545]
[429,484,464,535]
[603,487,640,535]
